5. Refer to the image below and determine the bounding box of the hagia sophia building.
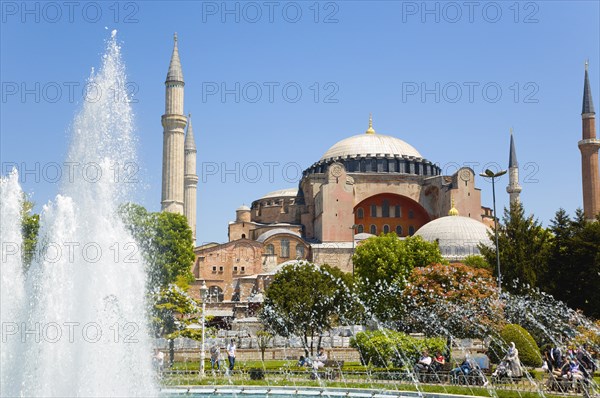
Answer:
[160,35,600,319]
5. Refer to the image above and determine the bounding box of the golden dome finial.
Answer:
[448,196,459,216]
[365,113,376,135]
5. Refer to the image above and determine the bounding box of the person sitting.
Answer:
[415,350,433,373]
[432,351,445,372]
[312,347,327,370]
[450,356,474,383]
[297,355,312,367]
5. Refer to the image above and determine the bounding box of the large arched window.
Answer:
[383,224,390,234]
[370,225,377,235]
[396,225,403,236]
[265,244,274,255]
[370,204,377,217]
[408,226,415,236]
[357,224,364,233]
[208,286,224,303]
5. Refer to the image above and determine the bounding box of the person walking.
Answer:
[227,338,237,373]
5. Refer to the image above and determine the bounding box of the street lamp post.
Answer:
[199,281,208,377]
[479,168,507,295]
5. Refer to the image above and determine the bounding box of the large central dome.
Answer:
[320,116,422,161]
[321,133,422,161]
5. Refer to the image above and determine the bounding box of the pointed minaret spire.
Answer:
[506,128,522,205]
[166,32,184,83]
[579,61,600,220]
[448,196,459,216]
[365,113,376,134]
[508,128,518,168]
[583,60,595,115]
[185,113,196,150]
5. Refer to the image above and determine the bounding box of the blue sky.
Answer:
[1,1,599,245]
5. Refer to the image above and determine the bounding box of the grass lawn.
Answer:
[162,360,599,398]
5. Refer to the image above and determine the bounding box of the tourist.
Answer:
[227,339,236,373]
[210,343,221,372]
[312,346,327,370]
[153,348,165,377]
[297,355,312,367]
[432,351,445,371]
[415,349,432,373]
[550,345,562,369]
[450,355,474,383]
[503,342,523,377]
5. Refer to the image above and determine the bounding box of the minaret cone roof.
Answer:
[166,33,184,83]
[509,129,518,168]
[583,61,595,115]
[185,114,196,150]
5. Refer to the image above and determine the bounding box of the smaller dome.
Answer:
[415,216,492,261]
[236,205,250,211]
[260,188,298,199]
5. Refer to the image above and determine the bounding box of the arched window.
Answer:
[382,200,390,217]
[408,226,415,236]
[208,286,224,303]
[357,208,364,219]
[295,244,305,259]
[371,204,377,217]
[395,205,402,218]
[383,225,390,234]
[396,225,403,236]
[357,224,364,233]
[281,239,290,258]
[370,225,377,235]
[265,244,274,255]
[241,234,246,239]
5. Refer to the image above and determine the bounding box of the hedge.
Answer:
[350,329,446,368]
[488,324,542,367]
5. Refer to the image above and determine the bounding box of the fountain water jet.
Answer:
[1,32,156,397]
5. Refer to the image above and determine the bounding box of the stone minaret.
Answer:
[184,113,198,241]
[161,33,187,214]
[506,129,522,205]
[579,61,600,220]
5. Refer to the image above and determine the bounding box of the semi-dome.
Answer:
[259,188,298,199]
[321,133,422,161]
[414,215,492,261]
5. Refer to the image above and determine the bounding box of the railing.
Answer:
[161,368,598,396]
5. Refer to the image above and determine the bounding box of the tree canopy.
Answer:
[352,234,445,324]
[260,261,354,355]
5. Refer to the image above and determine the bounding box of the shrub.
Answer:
[488,324,542,367]
[249,368,265,380]
[350,329,446,368]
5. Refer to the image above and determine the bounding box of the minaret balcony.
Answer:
[578,138,600,150]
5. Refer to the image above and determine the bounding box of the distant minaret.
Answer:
[184,114,198,241]
[161,33,187,214]
[506,129,522,205]
[579,61,600,220]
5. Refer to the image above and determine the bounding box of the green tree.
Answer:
[256,331,273,362]
[120,203,197,365]
[543,209,600,318]
[151,284,201,366]
[260,261,353,356]
[353,234,445,324]
[21,196,39,270]
[120,203,194,289]
[462,254,491,270]
[479,203,551,294]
